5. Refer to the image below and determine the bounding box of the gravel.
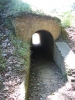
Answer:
[27,55,65,100]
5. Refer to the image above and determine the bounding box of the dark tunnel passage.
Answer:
[28,30,65,100]
[30,30,54,62]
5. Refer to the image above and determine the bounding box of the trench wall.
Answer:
[54,42,75,81]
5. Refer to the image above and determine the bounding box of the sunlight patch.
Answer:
[32,33,41,45]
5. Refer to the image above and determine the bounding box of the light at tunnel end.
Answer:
[32,33,41,45]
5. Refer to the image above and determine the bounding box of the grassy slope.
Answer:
[9,34,30,71]
[6,0,45,16]
[6,0,32,71]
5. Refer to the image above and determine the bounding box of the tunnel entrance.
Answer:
[27,30,65,100]
[30,30,54,62]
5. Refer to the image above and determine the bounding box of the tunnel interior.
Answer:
[30,30,54,62]
[28,30,65,100]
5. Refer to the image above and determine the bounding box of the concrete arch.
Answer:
[30,30,54,62]
[14,13,61,42]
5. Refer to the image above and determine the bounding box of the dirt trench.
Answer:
[27,54,65,100]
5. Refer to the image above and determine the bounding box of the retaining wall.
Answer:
[54,42,75,82]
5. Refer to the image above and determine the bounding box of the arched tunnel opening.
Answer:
[27,30,65,100]
[30,30,54,62]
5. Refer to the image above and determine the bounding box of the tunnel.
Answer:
[28,30,65,100]
[30,30,54,62]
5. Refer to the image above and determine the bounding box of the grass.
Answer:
[0,45,6,72]
[9,34,30,70]
[6,0,74,28]
[59,11,74,28]
[6,0,45,16]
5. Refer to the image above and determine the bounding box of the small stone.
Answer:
[4,94,8,98]
[2,53,7,57]
[17,78,21,84]
[72,71,75,74]
[71,78,75,82]
[5,38,9,43]
[40,97,43,100]
[71,82,75,90]
[5,72,11,78]
[7,43,11,46]
[8,66,12,71]
[4,86,9,91]
[41,94,46,98]
[7,81,12,86]
[72,74,75,77]
[0,75,3,80]
[2,43,7,48]
[0,83,5,92]
[8,98,15,100]
[37,83,40,86]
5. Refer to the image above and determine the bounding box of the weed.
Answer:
[60,11,74,28]
[0,46,6,71]
[9,34,30,69]
[5,0,45,16]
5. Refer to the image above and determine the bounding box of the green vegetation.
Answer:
[0,0,11,13]
[5,0,45,16]
[9,34,30,70]
[0,0,75,28]
[6,0,75,28]
[60,11,74,28]
[6,0,32,15]
[0,0,74,72]
[0,46,6,71]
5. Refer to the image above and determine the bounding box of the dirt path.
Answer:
[28,56,65,100]
[28,42,75,100]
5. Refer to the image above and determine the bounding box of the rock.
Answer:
[41,94,46,98]
[71,78,75,82]
[5,38,9,43]
[72,74,75,77]
[2,43,7,49]
[5,72,11,78]
[40,97,43,100]
[2,53,7,57]
[37,83,40,86]
[7,43,11,46]
[4,86,9,91]
[0,97,5,100]
[17,78,21,84]
[5,81,12,86]
[7,66,12,71]
[72,71,75,74]
[71,82,75,90]
[0,83,5,92]
[0,75,3,80]
[8,97,15,100]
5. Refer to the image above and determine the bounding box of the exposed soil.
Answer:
[28,56,65,100]
[66,27,75,54]
[0,29,26,100]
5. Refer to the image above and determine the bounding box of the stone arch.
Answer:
[30,30,54,62]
